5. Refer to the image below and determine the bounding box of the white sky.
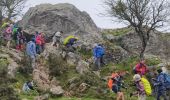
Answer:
[23,0,126,29]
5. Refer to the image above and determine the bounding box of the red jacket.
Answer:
[135,63,148,75]
[36,34,42,45]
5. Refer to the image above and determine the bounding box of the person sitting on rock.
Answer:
[22,80,34,93]
[51,31,63,48]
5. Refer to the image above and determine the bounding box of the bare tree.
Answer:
[104,0,170,59]
[0,0,27,20]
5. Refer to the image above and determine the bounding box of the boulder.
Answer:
[50,86,64,96]
[34,94,49,100]
[19,3,102,45]
[76,60,89,74]
[33,69,50,92]
[66,52,79,66]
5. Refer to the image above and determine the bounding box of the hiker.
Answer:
[93,44,104,70]
[98,44,106,66]
[51,31,63,48]
[134,59,148,76]
[35,32,43,54]
[16,27,26,51]
[22,81,34,92]
[108,72,127,100]
[63,35,78,52]
[131,74,146,100]
[41,32,46,51]
[12,25,18,44]
[153,69,169,100]
[26,38,36,69]
[3,24,12,48]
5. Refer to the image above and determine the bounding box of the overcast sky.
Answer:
[23,0,126,29]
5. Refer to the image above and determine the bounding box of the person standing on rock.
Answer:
[98,44,106,66]
[16,27,26,51]
[93,44,104,70]
[26,38,37,69]
[3,24,12,48]
[154,69,169,100]
[51,31,63,48]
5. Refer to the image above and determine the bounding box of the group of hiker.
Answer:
[1,21,80,69]
[2,20,170,100]
[108,59,170,100]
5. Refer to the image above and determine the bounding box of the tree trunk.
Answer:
[0,8,2,25]
[140,44,146,60]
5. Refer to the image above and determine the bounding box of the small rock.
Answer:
[76,60,89,74]
[34,94,49,100]
[78,83,90,92]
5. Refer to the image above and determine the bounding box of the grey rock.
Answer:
[66,52,80,66]
[19,3,102,45]
[76,60,89,74]
[34,94,49,100]
[50,86,64,96]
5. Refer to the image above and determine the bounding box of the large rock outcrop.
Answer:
[19,3,102,45]
[104,29,170,62]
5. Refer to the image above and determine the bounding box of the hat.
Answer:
[133,74,141,82]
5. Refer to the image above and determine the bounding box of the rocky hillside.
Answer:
[103,28,170,62]
[1,3,170,100]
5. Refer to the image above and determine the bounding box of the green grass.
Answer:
[102,27,131,36]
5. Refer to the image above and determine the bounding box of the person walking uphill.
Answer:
[16,27,26,51]
[63,35,78,51]
[35,32,43,54]
[154,69,169,100]
[26,38,37,69]
[108,72,127,100]
[93,44,104,70]
[132,74,146,100]
[134,59,148,76]
[3,24,12,48]
[51,31,63,48]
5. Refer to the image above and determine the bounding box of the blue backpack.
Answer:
[163,73,170,89]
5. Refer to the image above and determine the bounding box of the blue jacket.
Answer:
[26,41,36,56]
[156,73,166,91]
[93,45,105,58]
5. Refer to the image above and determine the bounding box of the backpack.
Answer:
[163,73,170,89]
[141,77,152,95]
[107,73,119,89]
